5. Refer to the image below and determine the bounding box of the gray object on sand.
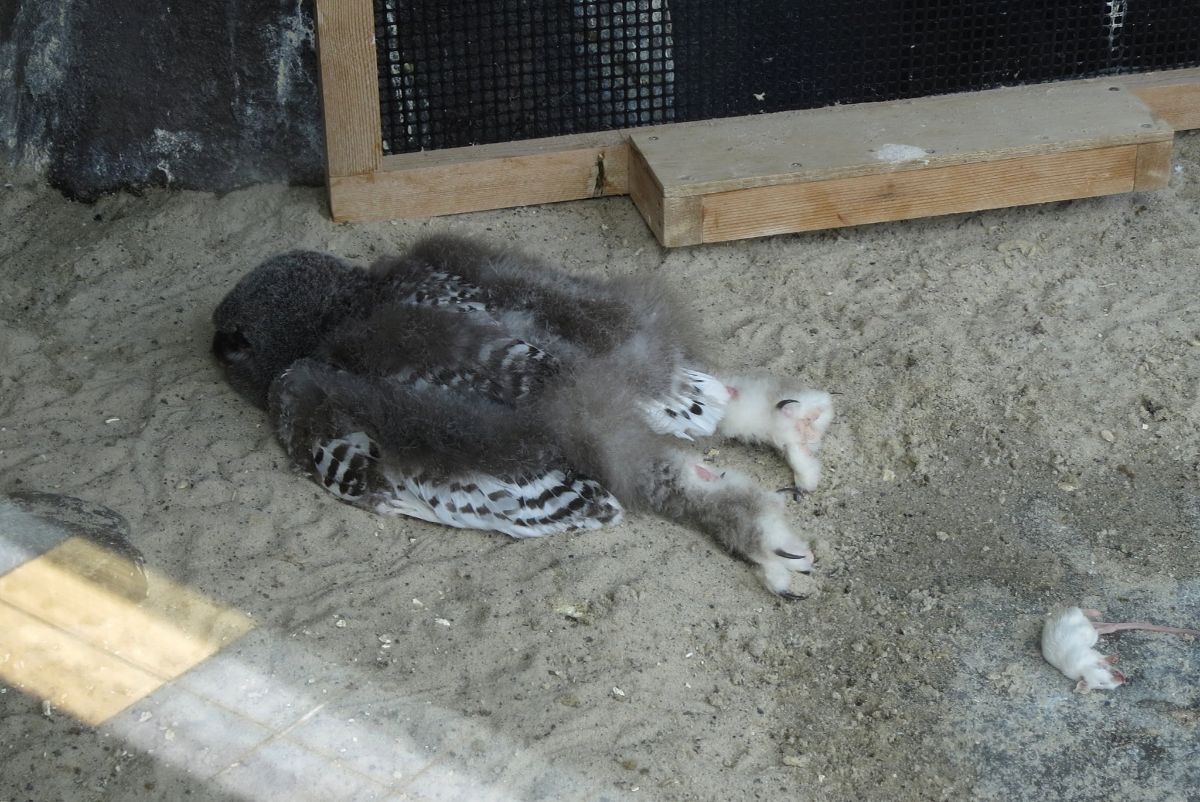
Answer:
[0,491,148,601]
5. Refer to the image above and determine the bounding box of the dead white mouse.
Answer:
[1041,606,1200,692]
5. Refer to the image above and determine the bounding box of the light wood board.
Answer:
[0,537,254,725]
[698,144,1147,244]
[331,136,628,222]
[315,0,382,181]
[629,83,1172,199]
[627,83,1173,245]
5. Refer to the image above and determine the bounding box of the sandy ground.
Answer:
[2,133,1199,802]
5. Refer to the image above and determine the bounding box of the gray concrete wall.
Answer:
[0,0,324,200]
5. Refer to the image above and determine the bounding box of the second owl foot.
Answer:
[755,504,816,600]
[771,390,833,497]
[716,377,834,496]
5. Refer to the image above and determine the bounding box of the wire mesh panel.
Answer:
[376,0,675,154]
[375,1,1200,155]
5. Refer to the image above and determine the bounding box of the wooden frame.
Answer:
[316,0,1200,243]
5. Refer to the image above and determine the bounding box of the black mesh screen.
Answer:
[375,1,1200,155]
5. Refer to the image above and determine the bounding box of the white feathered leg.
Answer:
[715,376,833,493]
[641,451,816,598]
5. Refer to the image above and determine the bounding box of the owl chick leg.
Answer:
[642,451,816,598]
[715,376,833,494]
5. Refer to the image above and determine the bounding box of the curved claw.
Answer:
[775,485,805,502]
[778,591,808,601]
[774,548,808,561]
[775,398,799,410]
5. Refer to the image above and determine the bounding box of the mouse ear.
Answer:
[212,329,252,364]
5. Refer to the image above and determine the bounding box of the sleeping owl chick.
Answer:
[211,235,833,598]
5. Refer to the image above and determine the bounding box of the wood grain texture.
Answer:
[0,538,254,680]
[330,142,628,221]
[1135,140,1174,190]
[699,145,1140,243]
[627,142,665,242]
[1132,83,1200,132]
[661,197,704,247]
[315,0,381,178]
[631,83,1171,199]
[0,600,162,725]
[383,130,628,172]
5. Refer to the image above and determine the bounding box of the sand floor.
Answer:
[1,132,1199,802]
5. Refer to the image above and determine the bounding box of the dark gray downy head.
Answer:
[212,251,373,407]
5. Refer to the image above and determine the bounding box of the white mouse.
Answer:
[1041,606,1200,692]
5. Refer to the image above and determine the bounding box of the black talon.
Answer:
[775,399,799,410]
[774,548,809,561]
[776,485,805,502]
[779,591,808,601]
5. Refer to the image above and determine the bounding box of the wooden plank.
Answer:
[380,130,627,172]
[628,143,704,247]
[314,0,381,179]
[661,197,703,247]
[0,600,162,725]
[1132,83,1200,131]
[627,141,665,242]
[330,139,628,222]
[1135,140,1174,190]
[1081,67,1200,130]
[630,83,1172,200]
[0,537,253,680]
[698,145,1140,244]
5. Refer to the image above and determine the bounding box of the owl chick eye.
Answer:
[212,329,252,365]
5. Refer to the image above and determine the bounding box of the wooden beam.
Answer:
[329,135,628,222]
[1100,67,1200,131]
[699,145,1142,244]
[628,82,1173,245]
[1133,84,1200,132]
[633,83,1172,198]
[626,142,665,242]
[628,144,703,246]
[314,0,381,180]
[0,537,254,725]
[1135,140,1175,191]
[0,537,254,680]
[0,600,163,726]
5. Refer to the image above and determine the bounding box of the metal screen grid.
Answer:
[376,0,675,154]
[376,1,1200,155]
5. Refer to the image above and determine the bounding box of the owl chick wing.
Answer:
[269,359,623,537]
[376,236,732,440]
[639,367,732,440]
[320,305,559,406]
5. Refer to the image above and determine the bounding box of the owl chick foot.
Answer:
[774,391,834,492]
[670,456,816,599]
[756,504,816,599]
[717,377,833,492]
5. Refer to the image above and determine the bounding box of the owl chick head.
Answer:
[212,251,371,407]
